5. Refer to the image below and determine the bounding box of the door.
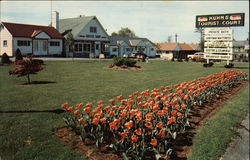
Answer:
[33,40,48,55]
[95,42,101,56]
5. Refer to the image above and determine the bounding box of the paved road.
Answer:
[220,113,249,160]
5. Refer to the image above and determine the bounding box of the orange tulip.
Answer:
[171,110,177,117]
[125,120,133,130]
[131,135,138,143]
[175,105,180,111]
[150,138,158,146]
[97,100,104,105]
[86,103,93,108]
[135,128,142,135]
[156,122,163,129]
[109,111,115,117]
[92,118,99,125]
[104,106,111,112]
[159,128,165,137]
[100,117,107,124]
[167,116,176,125]
[61,103,69,109]
[78,118,84,124]
[181,104,186,109]
[177,112,183,118]
[109,99,115,105]
[76,103,83,109]
[119,131,127,142]
[146,113,153,122]
[117,95,123,101]
[74,110,81,116]
[67,107,74,112]
[145,122,153,130]
[84,107,91,114]
[157,110,165,117]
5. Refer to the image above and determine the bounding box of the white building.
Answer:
[0,22,64,56]
[59,15,110,58]
[109,36,157,57]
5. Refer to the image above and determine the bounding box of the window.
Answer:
[3,40,7,47]
[74,43,91,52]
[151,48,154,51]
[43,41,47,51]
[112,48,118,52]
[96,44,99,50]
[17,40,31,46]
[90,26,97,33]
[50,41,60,46]
[126,48,131,52]
[95,35,101,38]
[86,34,94,38]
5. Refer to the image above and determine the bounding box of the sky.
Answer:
[0,1,249,44]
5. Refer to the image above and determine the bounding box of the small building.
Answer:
[156,42,201,60]
[109,36,157,57]
[59,14,110,58]
[0,22,64,56]
[232,40,249,61]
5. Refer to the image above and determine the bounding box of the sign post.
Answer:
[195,13,245,66]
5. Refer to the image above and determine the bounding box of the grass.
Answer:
[0,60,249,160]
[188,83,249,160]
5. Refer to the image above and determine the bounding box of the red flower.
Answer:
[159,128,165,137]
[156,122,163,129]
[135,128,142,135]
[146,113,153,121]
[131,135,138,143]
[100,117,107,124]
[167,117,176,125]
[117,95,123,101]
[67,107,74,112]
[171,110,177,117]
[109,99,115,105]
[181,104,186,109]
[61,103,69,109]
[76,103,83,109]
[145,122,153,130]
[74,110,81,116]
[84,107,91,114]
[78,118,84,124]
[119,132,127,142]
[150,138,158,146]
[174,105,180,111]
[92,118,99,125]
[125,120,133,130]
[86,103,93,108]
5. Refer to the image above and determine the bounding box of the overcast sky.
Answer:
[0,1,249,43]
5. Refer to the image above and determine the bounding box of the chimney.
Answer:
[52,11,59,30]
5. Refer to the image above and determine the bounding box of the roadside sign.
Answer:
[196,13,245,28]
[204,28,233,35]
[204,41,233,48]
[204,48,233,54]
[204,54,233,60]
[204,36,233,41]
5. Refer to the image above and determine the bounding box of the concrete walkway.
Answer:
[220,113,249,160]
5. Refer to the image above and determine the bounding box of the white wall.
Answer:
[0,26,13,56]
[77,18,109,42]
[48,39,63,55]
[35,32,51,39]
[13,37,32,55]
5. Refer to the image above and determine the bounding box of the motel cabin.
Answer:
[109,36,157,57]
[0,22,64,57]
[59,14,110,58]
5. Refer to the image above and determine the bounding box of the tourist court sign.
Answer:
[196,13,245,28]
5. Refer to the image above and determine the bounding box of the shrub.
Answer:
[224,63,234,68]
[203,62,214,67]
[9,56,44,84]
[15,48,23,61]
[177,58,183,62]
[1,53,11,64]
[113,57,137,67]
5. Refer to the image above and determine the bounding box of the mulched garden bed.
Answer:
[54,80,248,160]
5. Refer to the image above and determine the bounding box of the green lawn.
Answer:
[0,60,249,160]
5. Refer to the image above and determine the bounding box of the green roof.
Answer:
[59,16,95,38]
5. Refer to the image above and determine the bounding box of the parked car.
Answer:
[193,52,204,60]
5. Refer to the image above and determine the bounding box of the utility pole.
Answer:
[175,33,178,43]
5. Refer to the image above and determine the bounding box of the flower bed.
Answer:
[61,70,247,160]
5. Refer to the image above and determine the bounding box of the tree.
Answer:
[15,48,23,61]
[9,56,44,84]
[195,28,204,52]
[65,32,75,59]
[111,27,136,37]
[1,53,11,64]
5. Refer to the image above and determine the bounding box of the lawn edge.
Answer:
[187,83,249,160]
